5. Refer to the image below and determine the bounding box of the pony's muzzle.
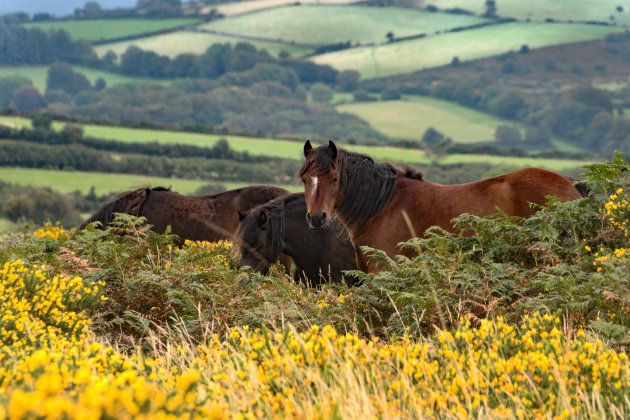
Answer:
[306,212,327,230]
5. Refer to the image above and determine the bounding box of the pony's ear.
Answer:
[328,140,337,160]
[303,140,313,157]
[258,210,268,228]
[238,210,246,221]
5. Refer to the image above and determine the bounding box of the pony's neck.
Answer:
[334,153,398,234]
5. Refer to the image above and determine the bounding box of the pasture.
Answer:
[200,5,489,46]
[0,116,591,170]
[94,30,312,59]
[23,18,200,42]
[337,96,516,143]
[0,167,299,195]
[211,0,362,16]
[312,22,621,78]
[0,65,164,92]
[434,0,630,25]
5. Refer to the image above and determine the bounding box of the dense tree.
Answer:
[13,87,43,111]
[336,70,360,92]
[46,63,91,95]
[494,125,522,145]
[31,114,52,132]
[0,76,32,108]
[310,83,333,104]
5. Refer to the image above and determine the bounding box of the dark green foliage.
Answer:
[0,76,32,108]
[12,86,44,111]
[0,181,80,226]
[310,83,333,104]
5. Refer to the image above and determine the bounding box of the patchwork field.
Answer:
[0,167,299,196]
[211,0,362,16]
[0,65,165,92]
[200,5,489,46]
[23,18,200,42]
[434,0,630,25]
[95,30,311,59]
[312,22,621,78]
[0,116,591,170]
[337,96,516,143]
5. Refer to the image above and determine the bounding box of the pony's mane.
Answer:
[78,186,167,229]
[238,196,287,260]
[300,146,407,231]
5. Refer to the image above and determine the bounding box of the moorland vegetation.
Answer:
[0,154,629,417]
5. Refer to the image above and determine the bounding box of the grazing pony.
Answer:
[79,185,289,243]
[236,193,358,286]
[299,141,586,273]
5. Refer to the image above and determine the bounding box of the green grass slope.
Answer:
[95,30,311,59]
[23,18,201,42]
[312,22,621,78]
[213,0,362,16]
[337,96,517,143]
[434,0,630,25]
[0,167,300,195]
[0,65,166,92]
[200,5,489,45]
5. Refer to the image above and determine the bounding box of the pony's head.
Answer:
[236,205,283,274]
[299,140,341,230]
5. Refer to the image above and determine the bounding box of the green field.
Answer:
[337,96,518,143]
[434,0,630,25]
[0,168,300,196]
[0,65,165,92]
[0,116,592,171]
[312,22,621,78]
[212,0,362,16]
[24,18,201,42]
[200,5,489,46]
[95,30,312,59]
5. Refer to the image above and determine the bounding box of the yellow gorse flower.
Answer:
[33,222,72,240]
[1,263,628,420]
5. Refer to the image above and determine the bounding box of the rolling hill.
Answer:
[311,21,621,78]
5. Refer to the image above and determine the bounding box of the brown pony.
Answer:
[79,185,289,243]
[299,140,586,273]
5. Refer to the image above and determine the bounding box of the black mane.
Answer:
[238,197,285,260]
[300,146,404,232]
[78,186,161,229]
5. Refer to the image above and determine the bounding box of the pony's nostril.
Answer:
[306,212,312,224]
[321,212,327,223]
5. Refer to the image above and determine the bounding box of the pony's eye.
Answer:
[332,177,338,182]
[301,178,305,184]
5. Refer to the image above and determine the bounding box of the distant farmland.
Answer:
[433,0,630,25]
[0,167,300,196]
[337,96,517,143]
[95,30,312,59]
[24,18,200,42]
[212,0,362,16]
[0,65,165,92]
[200,5,489,46]
[0,116,591,170]
[312,22,621,78]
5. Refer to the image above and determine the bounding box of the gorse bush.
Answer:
[1,155,630,417]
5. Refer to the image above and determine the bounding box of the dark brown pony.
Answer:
[235,193,358,286]
[79,185,289,243]
[299,141,587,273]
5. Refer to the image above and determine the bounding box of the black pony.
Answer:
[236,193,358,286]
[79,185,289,243]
